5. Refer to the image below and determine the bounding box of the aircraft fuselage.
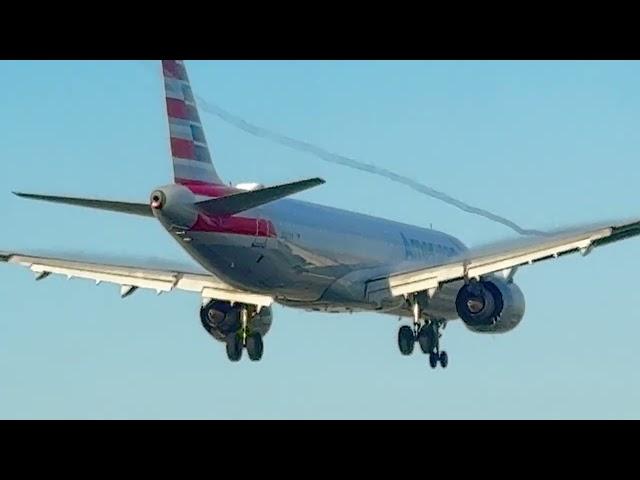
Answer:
[154,185,472,320]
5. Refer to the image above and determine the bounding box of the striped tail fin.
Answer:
[162,60,224,186]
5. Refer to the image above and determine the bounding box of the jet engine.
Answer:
[200,301,273,342]
[455,277,525,333]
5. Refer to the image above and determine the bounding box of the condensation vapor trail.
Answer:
[194,96,546,237]
[136,60,542,235]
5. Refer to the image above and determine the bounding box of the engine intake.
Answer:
[455,278,525,334]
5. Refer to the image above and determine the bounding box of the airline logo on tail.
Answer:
[162,60,223,186]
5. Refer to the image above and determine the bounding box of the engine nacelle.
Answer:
[150,184,198,229]
[455,277,525,334]
[200,301,273,342]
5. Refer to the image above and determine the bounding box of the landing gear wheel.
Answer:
[417,326,435,354]
[200,305,218,336]
[225,334,243,362]
[246,333,264,361]
[398,325,415,355]
[429,352,438,369]
[439,351,448,368]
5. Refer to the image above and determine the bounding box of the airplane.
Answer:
[2,59,640,367]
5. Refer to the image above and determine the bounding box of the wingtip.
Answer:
[13,192,38,199]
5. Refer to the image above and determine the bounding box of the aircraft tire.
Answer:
[439,351,448,368]
[429,352,439,369]
[417,326,435,354]
[246,333,264,362]
[226,334,243,362]
[398,326,415,355]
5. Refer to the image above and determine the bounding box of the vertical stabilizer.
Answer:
[162,60,223,186]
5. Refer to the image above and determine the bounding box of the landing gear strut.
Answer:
[396,294,449,369]
[397,295,423,355]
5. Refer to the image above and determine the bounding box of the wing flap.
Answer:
[28,261,175,293]
[1,252,273,307]
[196,177,325,216]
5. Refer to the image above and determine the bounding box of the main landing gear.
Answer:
[397,295,448,369]
[200,301,266,363]
[225,305,264,362]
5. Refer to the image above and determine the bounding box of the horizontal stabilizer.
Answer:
[196,177,325,216]
[13,192,153,217]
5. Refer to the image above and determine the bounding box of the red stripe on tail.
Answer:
[162,60,187,81]
[170,138,195,160]
[166,98,189,120]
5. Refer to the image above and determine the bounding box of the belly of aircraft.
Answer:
[182,232,354,302]
[177,231,462,320]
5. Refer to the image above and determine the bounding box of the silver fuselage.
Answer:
[156,189,479,320]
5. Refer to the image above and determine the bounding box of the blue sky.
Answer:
[1,60,639,419]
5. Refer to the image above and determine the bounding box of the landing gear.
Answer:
[226,305,265,362]
[226,334,243,362]
[398,326,415,355]
[439,351,448,368]
[246,333,264,361]
[201,301,267,362]
[397,296,423,355]
[428,349,448,369]
[397,294,449,368]
[420,325,447,367]
[429,352,438,368]
[424,319,448,369]
[417,325,435,354]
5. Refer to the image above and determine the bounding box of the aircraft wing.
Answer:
[0,251,273,308]
[365,218,640,303]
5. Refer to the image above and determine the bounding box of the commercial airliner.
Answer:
[3,60,639,367]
